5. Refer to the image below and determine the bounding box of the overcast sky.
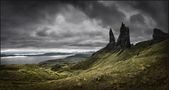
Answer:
[1,0,168,50]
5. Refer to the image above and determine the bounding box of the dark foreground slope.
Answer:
[0,39,166,90]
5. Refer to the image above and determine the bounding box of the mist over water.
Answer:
[0,48,99,64]
[1,55,74,64]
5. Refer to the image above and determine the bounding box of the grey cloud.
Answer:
[1,0,168,49]
[36,27,50,37]
[125,1,168,32]
[130,14,145,25]
[74,1,126,28]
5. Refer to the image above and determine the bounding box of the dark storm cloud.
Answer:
[129,1,168,42]
[1,0,168,49]
[1,0,73,48]
[73,1,125,27]
[36,27,50,37]
[118,1,168,32]
[136,1,168,31]
[130,14,145,24]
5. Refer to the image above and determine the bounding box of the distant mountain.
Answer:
[39,53,92,67]
[1,52,73,57]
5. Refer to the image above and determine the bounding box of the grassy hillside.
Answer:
[0,39,169,90]
[39,53,91,68]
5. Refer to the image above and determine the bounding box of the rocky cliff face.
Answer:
[153,28,169,41]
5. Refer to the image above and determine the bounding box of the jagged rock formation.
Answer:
[103,22,131,51]
[105,28,115,50]
[109,28,115,43]
[116,23,131,49]
[100,23,168,53]
[153,28,169,41]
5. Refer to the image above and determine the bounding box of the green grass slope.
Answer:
[0,39,169,90]
[30,39,169,90]
[0,64,69,90]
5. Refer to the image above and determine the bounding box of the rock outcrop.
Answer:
[153,28,169,41]
[105,28,116,50]
[109,28,115,43]
[103,22,131,51]
[93,23,168,57]
[116,23,131,49]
